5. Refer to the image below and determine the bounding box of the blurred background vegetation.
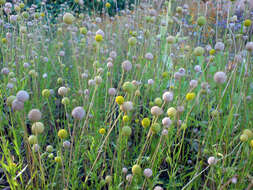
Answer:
[25,0,138,17]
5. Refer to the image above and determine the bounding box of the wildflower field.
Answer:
[0,0,253,189]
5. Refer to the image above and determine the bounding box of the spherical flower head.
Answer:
[94,76,102,84]
[28,109,42,122]
[128,37,137,46]
[162,91,173,102]
[197,16,206,26]
[72,106,85,120]
[99,128,106,135]
[148,79,154,85]
[28,135,37,144]
[250,140,253,148]
[194,65,201,72]
[186,92,196,101]
[80,27,87,35]
[32,122,44,134]
[154,97,163,106]
[58,129,68,139]
[58,87,68,96]
[120,101,134,112]
[245,42,253,52]
[46,145,53,153]
[214,71,227,84]
[207,156,217,165]
[132,164,142,175]
[151,106,163,116]
[145,52,154,60]
[1,67,9,75]
[143,168,152,178]
[108,88,116,96]
[154,186,164,190]
[42,89,50,98]
[167,107,176,117]
[243,129,253,139]
[6,95,16,106]
[55,156,62,164]
[63,13,75,24]
[244,19,251,27]
[162,129,168,135]
[141,118,151,128]
[16,90,29,102]
[209,49,215,55]
[151,123,161,134]
[122,60,132,72]
[189,80,198,88]
[62,97,70,105]
[122,126,132,136]
[115,96,124,105]
[126,174,133,182]
[122,167,128,174]
[193,46,204,56]
[162,117,172,127]
[63,140,70,149]
[95,34,103,42]
[12,99,24,111]
[214,42,225,51]
[123,115,129,123]
[105,2,111,8]
[240,134,248,142]
[167,35,176,44]
[123,81,135,93]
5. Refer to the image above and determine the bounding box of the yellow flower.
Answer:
[209,49,215,55]
[2,38,7,43]
[115,96,124,105]
[123,115,129,123]
[105,2,111,8]
[250,140,253,148]
[40,12,45,17]
[141,118,150,128]
[99,128,106,135]
[186,92,196,101]
[95,34,103,42]
[244,19,251,27]
[58,129,68,139]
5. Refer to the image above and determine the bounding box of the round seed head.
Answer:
[72,106,85,120]
[162,91,173,102]
[32,122,44,134]
[16,90,29,102]
[143,168,152,178]
[207,156,217,165]
[151,106,163,116]
[132,164,142,175]
[28,109,42,122]
[214,71,227,84]
[122,60,132,72]
[12,99,24,111]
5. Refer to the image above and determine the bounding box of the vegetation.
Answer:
[0,0,253,189]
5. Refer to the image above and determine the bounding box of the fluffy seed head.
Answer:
[122,60,132,72]
[207,156,217,165]
[162,117,172,127]
[63,140,71,149]
[154,186,164,190]
[16,90,29,102]
[190,80,198,88]
[143,168,152,178]
[245,42,253,52]
[28,109,42,122]
[12,99,24,111]
[58,87,68,96]
[120,101,134,112]
[122,167,128,174]
[151,106,163,116]
[145,52,154,60]
[108,88,116,96]
[72,106,85,120]
[214,42,225,51]
[193,46,204,56]
[162,91,173,102]
[214,71,227,84]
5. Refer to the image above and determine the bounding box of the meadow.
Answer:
[0,0,253,189]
